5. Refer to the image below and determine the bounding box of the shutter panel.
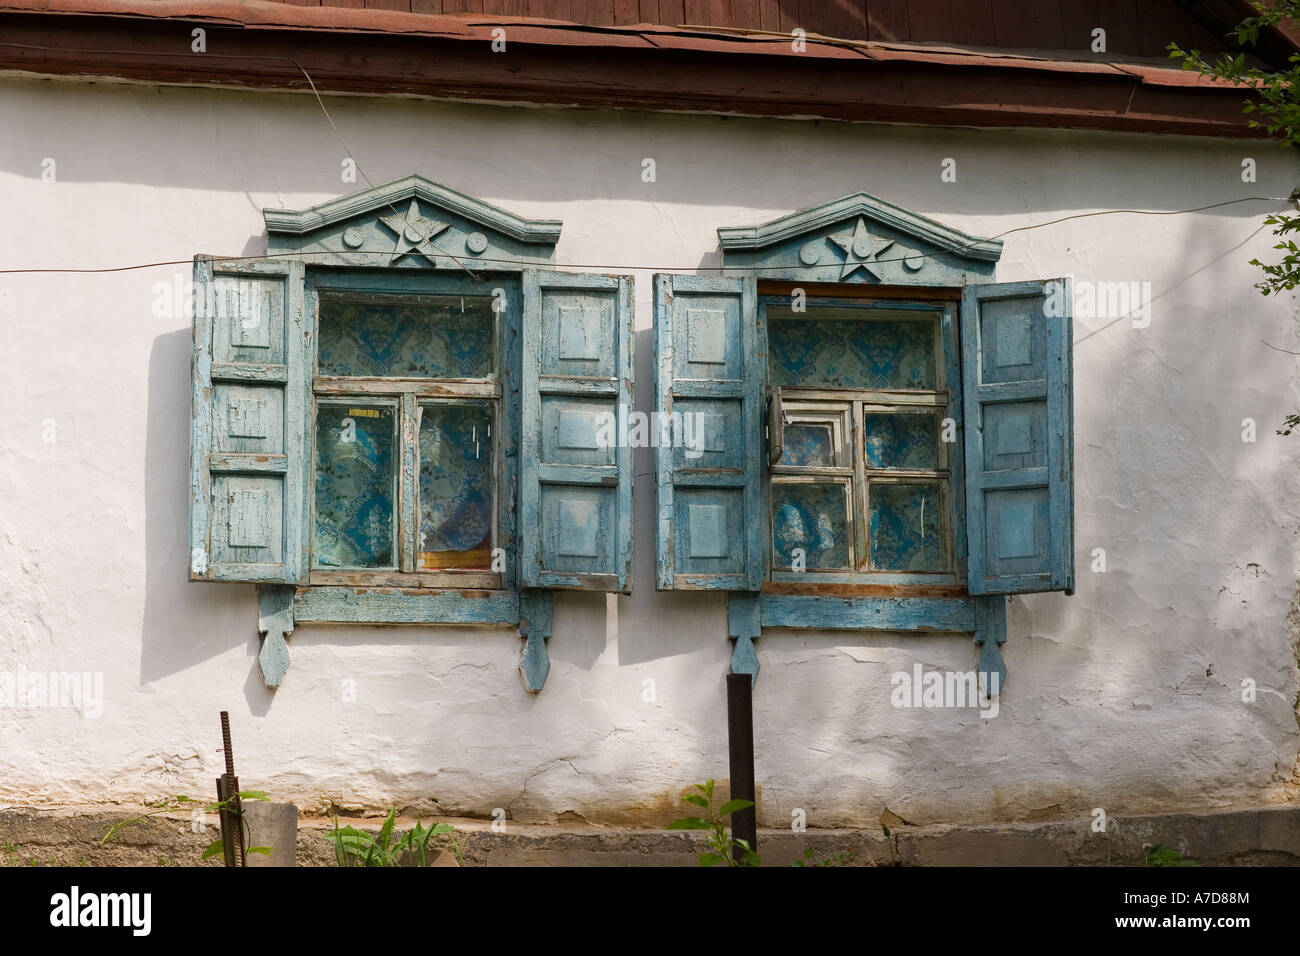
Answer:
[519,270,634,592]
[189,257,309,584]
[961,279,1074,595]
[653,274,761,590]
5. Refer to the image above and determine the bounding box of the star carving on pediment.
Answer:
[377,199,451,264]
[827,216,895,281]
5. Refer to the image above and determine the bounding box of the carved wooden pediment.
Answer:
[718,193,1001,285]
[264,174,561,270]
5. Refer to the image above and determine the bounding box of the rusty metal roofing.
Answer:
[0,0,1268,61]
[0,0,1278,136]
[0,0,1252,91]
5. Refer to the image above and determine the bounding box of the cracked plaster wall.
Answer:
[0,78,1298,827]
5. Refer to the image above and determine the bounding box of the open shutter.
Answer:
[519,270,634,592]
[190,257,309,583]
[961,279,1074,595]
[653,274,761,590]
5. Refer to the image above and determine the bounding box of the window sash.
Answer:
[864,474,951,573]
[306,270,511,589]
[415,398,498,574]
[770,474,856,570]
[310,392,503,588]
[770,394,951,575]
[761,294,960,586]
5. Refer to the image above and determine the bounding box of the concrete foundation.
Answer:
[3,803,1295,867]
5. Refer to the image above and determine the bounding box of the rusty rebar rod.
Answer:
[216,711,245,868]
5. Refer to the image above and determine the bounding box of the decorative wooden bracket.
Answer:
[518,590,554,693]
[974,595,1009,697]
[256,585,296,688]
[727,592,762,684]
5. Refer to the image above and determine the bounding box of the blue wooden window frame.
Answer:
[726,283,1004,690]
[758,292,967,588]
[192,176,587,691]
[704,195,1074,692]
[303,268,521,592]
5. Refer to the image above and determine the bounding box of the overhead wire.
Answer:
[0,198,1290,276]
[0,38,1295,355]
[0,39,1292,276]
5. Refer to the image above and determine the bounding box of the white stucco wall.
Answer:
[0,75,1297,827]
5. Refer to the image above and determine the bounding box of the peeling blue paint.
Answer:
[256,584,296,688]
[519,590,554,692]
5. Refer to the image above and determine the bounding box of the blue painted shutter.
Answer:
[961,279,1074,595]
[190,257,309,584]
[653,274,762,590]
[519,270,634,592]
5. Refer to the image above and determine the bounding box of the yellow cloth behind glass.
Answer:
[419,547,492,570]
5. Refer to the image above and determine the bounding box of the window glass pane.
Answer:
[419,402,495,570]
[863,411,940,469]
[768,316,936,389]
[317,291,496,379]
[314,404,396,568]
[869,483,943,571]
[772,481,851,569]
[780,423,836,467]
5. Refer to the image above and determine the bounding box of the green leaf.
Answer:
[681,793,709,808]
[247,846,272,856]
[378,809,397,851]
[717,799,754,816]
[322,826,369,844]
[666,817,712,830]
[238,790,270,802]
[698,852,726,866]
[201,840,225,861]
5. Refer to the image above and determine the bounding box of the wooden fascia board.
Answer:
[0,11,1271,138]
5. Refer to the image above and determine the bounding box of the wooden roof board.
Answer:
[134,0,1296,67]
[0,0,1277,136]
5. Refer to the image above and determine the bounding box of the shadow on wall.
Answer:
[140,328,256,686]
[0,78,1288,226]
[616,321,730,668]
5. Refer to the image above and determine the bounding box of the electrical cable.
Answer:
[1,36,1295,359]
[0,41,1291,276]
[0,198,1290,275]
